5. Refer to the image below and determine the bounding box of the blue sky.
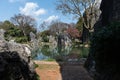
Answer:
[0,0,77,27]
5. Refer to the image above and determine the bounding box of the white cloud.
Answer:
[39,15,59,31]
[44,15,59,24]
[19,2,46,16]
[34,8,46,16]
[9,0,26,3]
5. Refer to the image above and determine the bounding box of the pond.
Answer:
[32,45,89,62]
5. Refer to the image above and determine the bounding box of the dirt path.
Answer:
[34,60,93,80]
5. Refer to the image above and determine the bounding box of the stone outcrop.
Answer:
[95,0,120,80]
[0,40,37,80]
[94,0,120,31]
[0,29,5,40]
[100,0,120,26]
[86,0,120,80]
[0,40,31,62]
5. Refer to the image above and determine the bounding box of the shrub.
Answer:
[15,37,28,43]
[34,63,39,68]
[42,36,49,42]
[81,47,89,58]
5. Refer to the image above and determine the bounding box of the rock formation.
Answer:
[85,0,120,80]
[100,0,120,26]
[95,0,120,80]
[0,40,37,80]
[0,29,5,40]
[0,51,36,80]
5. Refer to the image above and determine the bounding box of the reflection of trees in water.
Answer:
[33,45,89,61]
[40,45,72,60]
[41,45,51,56]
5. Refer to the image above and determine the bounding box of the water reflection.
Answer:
[32,45,89,61]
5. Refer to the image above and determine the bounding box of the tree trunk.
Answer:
[81,26,90,44]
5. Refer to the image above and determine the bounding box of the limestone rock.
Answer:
[0,40,37,80]
[100,0,120,26]
[87,0,120,80]
[0,29,5,40]
[0,51,37,80]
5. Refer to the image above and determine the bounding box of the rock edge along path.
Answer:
[34,60,93,80]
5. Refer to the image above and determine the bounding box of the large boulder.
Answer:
[0,40,37,80]
[0,40,31,62]
[94,1,120,79]
[100,0,120,26]
[85,0,120,79]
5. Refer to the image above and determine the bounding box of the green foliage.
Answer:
[0,20,37,43]
[0,20,28,43]
[4,25,28,43]
[39,30,50,42]
[34,63,39,68]
[81,47,89,58]
[5,27,24,37]
[34,63,40,80]
[40,30,50,37]
[42,36,49,42]
[90,22,120,73]
[15,37,28,43]
[76,18,83,32]
[35,73,40,80]
[41,45,51,56]
[0,20,15,30]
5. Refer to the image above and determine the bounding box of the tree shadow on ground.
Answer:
[58,60,93,80]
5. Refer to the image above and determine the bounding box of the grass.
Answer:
[36,74,40,80]
[34,63,39,68]
[44,58,56,61]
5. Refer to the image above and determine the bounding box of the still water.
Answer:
[32,45,89,61]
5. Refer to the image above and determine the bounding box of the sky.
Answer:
[0,0,77,29]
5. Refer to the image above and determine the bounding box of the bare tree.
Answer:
[56,0,101,32]
[11,14,37,37]
[48,21,69,35]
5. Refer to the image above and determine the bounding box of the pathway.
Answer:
[34,60,93,80]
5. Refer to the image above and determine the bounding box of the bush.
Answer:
[5,27,24,38]
[81,47,89,58]
[90,22,120,79]
[42,36,49,42]
[34,63,39,68]
[15,37,28,43]
[39,30,50,42]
